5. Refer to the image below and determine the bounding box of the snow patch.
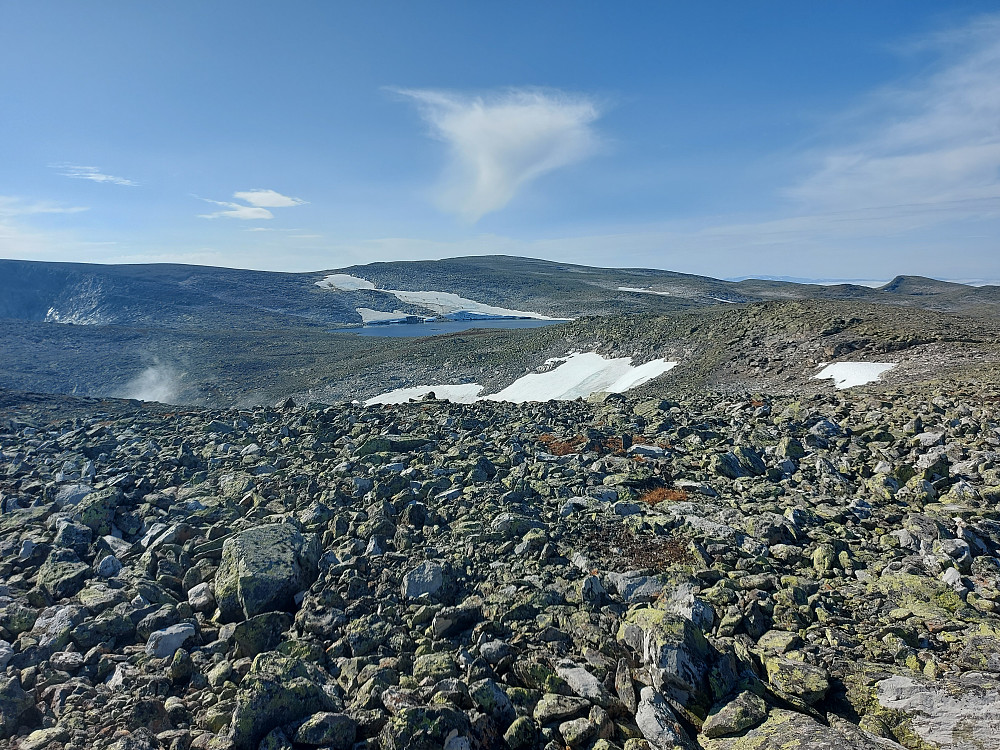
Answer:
[619,286,671,296]
[365,384,483,406]
[486,353,677,403]
[367,353,677,406]
[316,273,563,320]
[356,307,413,324]
[315,274,376,291]
[813,362,896,389]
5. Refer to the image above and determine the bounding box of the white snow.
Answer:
[619,286,671,296]
[316,273,564,320]
[365,384,483,406]
[356,307,414,324]
[710,297,738,304]
[813,362,896,389]
[366,352,678,406]
[315,274,376,291]
[486,353,677,403]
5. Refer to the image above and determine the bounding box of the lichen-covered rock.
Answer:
[0,676,33,738]
[293,712,357,749]
[71,486,122,535]
[379,705,470,750]
[764,655,830,705]
[871,674,1000,750]
[215,523,320,621]
[701,690,769,739]
[618,608,712,712]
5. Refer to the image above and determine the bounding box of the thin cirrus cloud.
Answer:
[782,12,1000,234]
[393,87,602,222]
[199,189,306,220]
[52,164,137,186]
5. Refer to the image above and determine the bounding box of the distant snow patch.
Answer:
[709,297,738,304]
[316,274,376,291]
[356,307,412,324]
[365,384,483,406]
[813,362,896,389]
[619,286,671,296]
[316,273,564,320]
[486,353,677,403]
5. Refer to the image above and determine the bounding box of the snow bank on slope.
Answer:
[813,362,896,389]
[485,353,677,403]
[619,286,671,296]
[356,308,414,324]
[365,384,483,406]
[367,353,677,407]
[316,273,563,320]
[316,274,376,291]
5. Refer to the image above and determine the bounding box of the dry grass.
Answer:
[638,487,689,505]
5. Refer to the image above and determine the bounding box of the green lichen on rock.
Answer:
[214,522,320,622]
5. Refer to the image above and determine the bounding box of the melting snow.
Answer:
[619,286,671,296]
[485,353,677,403]
[315,274,376,291]
[367,353,677,406]
[813,362,896,389]
[356,308,414,324]
[316,273,563,320]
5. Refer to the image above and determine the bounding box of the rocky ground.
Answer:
[2,382,1000,750]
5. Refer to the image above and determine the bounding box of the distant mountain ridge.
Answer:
[2,256,999,331]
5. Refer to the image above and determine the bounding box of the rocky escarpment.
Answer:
[2,384,1000,749]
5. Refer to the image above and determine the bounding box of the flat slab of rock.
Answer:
[402,561,444,599]
[875,674,1000,750]
[146,622,196,658]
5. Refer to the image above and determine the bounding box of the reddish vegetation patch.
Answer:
[538,433,587,456]
[638,487,689,505]
[537,432,671,457]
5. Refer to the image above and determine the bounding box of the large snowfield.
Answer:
[366,352,678,405]
[813,362,896,389]
[316,273,562,321]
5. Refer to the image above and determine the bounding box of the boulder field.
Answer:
[2,384,1000,749]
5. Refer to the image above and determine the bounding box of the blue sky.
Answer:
[1,2,998,280]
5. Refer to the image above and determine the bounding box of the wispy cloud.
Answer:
[393,87,602,221]
[52,163,137,186]
[783,12,1000,232]
[199,189,307,220]
[234,189,307,207]
[0,196,89,217]
[199,199,274,220]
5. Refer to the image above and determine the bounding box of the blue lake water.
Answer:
[341,318,565,338]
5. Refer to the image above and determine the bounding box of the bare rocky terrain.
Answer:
[3,376,1000,749]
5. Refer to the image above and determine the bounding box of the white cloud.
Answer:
[199,189,307,220]
[783,12,1000,231]
[394,87,602,221]
[199,199,274,220]
[233,189,307,207]
[52,164,137,186]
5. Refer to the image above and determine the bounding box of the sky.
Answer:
[1,2,998,281]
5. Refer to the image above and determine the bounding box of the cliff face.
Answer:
[2,382,1000,749]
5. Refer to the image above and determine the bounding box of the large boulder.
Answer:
[214,523,320,622]
[228,653,338,749]
[870,674,1000,750]
[0,676,33,738]
[618,608,713,715]
[72,486,122,535]
[700,708,906,749]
